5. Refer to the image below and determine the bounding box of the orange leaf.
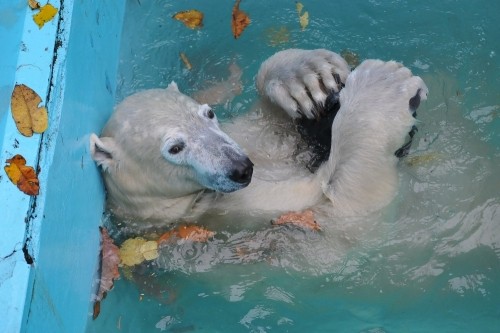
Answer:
[272,209,321,231]
[172,10,204,29]
[4,154,40,195]
[158,225,215,243]
[94,227,121,319]
[28,0,40,10]
[231,0,250,39]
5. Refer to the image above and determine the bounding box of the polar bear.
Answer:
[90,49,428,226]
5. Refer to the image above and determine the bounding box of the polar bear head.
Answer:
[90,83,253,215]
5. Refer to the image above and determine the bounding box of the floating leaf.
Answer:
[119,237,159,266]
[172,10,204,29]
[158,225,215,243]
[32,3,58,28]
[231,0,250,39]
[265,26,290,47]
[11,84,48,137]
[140,241,159,261]
[93,227,121,320]
[295,2,309,30]
[341,49,361,68]
[405,152,440,167]
[272,209,320,231]
[119,237,147,266]
[28,0,40,10]
[4,154,40,195]
[180,52,192,70]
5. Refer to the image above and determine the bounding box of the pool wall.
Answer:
[0,1,125,332]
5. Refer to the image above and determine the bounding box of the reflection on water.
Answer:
[88,0,499,332]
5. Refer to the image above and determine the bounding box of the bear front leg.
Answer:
[256,49,351,119]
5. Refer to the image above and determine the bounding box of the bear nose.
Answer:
[229,157,254,184]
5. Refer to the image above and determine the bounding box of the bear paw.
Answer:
[256,49,351,119]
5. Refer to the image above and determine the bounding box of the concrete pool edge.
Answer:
[0,1,126,332]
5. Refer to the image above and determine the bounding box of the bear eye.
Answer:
[206,109,215,119]
[168,143,184,154]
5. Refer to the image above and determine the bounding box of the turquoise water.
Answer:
[87,0,499,332]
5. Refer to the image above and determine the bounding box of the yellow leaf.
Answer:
[295,2,309,30]
[11,84,48,137]
[172,10,204,29]
[33,3,58,29]
[180,52,192,70]
[295,2,304,14]
[119,237,147,266]
[140,241,159,261]
[299,12,309,30]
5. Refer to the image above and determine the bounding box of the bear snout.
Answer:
[228,157,254,185]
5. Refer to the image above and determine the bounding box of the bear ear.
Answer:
[166,81,179,92]
[90,133,117,172]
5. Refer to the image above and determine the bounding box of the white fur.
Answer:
[90,50,428,225]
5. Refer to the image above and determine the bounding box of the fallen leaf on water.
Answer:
[272,209,321,231]
[231,0,250,39]
[4,155,40,195]
[158,225,215,243]
[28,0,40,10]
[119,237,159,266]
[341,49,361,68]
[11,84,48,137]
[140,241,159,261]
[265,26,290,47]
[33,3,58,28]
[180,52,192,70]
[295,2,309,30]
[93,227,121,320]
[172,10,204,29]
[405,152,440,167]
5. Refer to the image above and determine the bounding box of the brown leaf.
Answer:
[172,10,204,29]
[4,154,40,195]
[28,0,40,10]
[94,227,121,319]
[272,209,321,231]
[231,0,250,39]
[11,84,48,137]
[158,225,215,243]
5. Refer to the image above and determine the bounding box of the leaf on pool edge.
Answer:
[32,3,58,29]
[231,0,250,39]
[4,154,40,195]
[10,84,48,137]
[28,0,40,10]
[172,9,204,29]
[93,227,121,320]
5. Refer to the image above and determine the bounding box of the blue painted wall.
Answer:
[23,1,126,332]
[0,1,125,332]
